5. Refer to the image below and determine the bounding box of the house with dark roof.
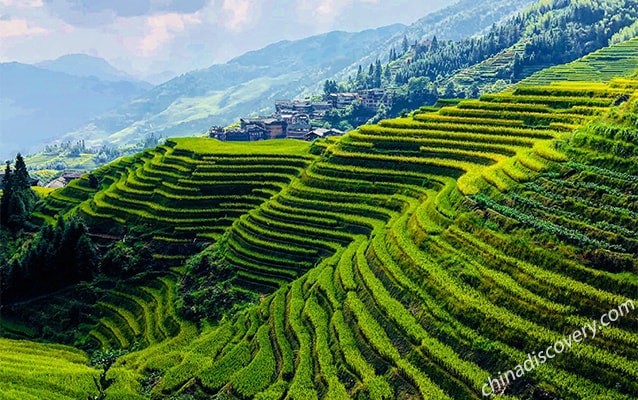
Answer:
[305,128,345,141]
[44,171,82,189]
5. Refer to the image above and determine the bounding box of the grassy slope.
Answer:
[171,137,312,156]
[0,338,100,400]
[521,36,638,85]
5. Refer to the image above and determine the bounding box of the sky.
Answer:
[0,0,452,83]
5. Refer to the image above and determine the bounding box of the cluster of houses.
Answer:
[209,88,392,142]
[0,171,82,190]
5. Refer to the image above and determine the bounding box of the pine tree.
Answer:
[431,35,439,51]
[374,59,382,87]
[74,233,97,281]
[1,161,12,227]
[402,35,409,53]
[444,82,456,98]
[7,194,26,230]
[13,153,30,190]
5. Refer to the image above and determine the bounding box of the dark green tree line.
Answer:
[1,154,37,231]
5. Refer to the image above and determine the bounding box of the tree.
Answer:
[7,194,26,230]
[444,81,456,98]
[384,64,392,80]
[13,153,30,190]
[1,154,36,230]
[469,83,480,98]
[431,35,439,51]
[1,161,12,227]
[374,59,382,87]
[402,35,409,53]
[323,79,338,96]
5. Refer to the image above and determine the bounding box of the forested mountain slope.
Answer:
[440,0,638,91]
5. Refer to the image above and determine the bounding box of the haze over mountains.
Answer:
[0,56,151,159]
[36,54,153,87]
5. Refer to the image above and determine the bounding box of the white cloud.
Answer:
[139,12,202,55]
[0,0,43,8]
[301,0,380,18]
[0,18,47,38]
[221,0,254,31]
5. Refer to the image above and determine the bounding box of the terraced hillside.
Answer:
[38,139,314,265]
[521,37,638,85]
[0,338,100,400]
[9,77,638,399]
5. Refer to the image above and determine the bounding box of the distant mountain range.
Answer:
[0,56,152,159]
[36,54,152,88]
[53,0,533,149]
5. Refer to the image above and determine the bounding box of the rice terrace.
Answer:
[1,1,638,399]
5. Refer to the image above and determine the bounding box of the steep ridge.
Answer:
[26,74,638,398]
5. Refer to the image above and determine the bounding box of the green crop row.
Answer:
[356,235,490,393]
[231,219,318,259]
[161,324,234,392]
[239,213,340,252]
[0,339,101,399]
[286,280,319,400]
[228,234,312,270]
[457,99,554,113]
[270,196,380,234]
[474,193,624,251]
[248,208,353,244]
[481,93,614,108]
[199,341,252,391]
[413,113,526,127]
[345,292,451,399]
[304,295,350,399]
[391,214,638,387]
[270,288,294,380]
[438,107,587,126]
[331,309,393,399]
[349,131,523,156]
[231,325,277,397]
[362,123,549,144]
[514,85,628,98]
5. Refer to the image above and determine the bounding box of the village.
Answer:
[208,88,392,142]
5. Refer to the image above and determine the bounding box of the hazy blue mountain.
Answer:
[36,54,152,89]
[0,63,150,159]
[58,24,406,147]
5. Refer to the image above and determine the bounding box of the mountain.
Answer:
[436,0,638,91]
[326,0,535,84]
[0,63,150,159]
[54,0,532,149]
[36,54,152,89]
[57,24,406,147]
